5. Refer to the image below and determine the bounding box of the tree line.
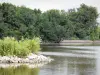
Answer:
[0,3,99,43]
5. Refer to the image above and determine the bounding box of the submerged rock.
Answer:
[0,53,53,63]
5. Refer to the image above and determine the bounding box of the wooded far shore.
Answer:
[41,40,100,46]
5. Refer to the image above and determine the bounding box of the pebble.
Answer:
[0,53,53,63]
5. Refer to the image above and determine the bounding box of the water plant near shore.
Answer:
[0,37,41,57]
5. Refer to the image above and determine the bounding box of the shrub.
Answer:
[70,37,79,40]
[0,37,41,57]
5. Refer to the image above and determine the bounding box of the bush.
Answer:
[70,37,79,40]
[0,37,41,57]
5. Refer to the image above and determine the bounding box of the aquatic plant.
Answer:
[0,37,41,56]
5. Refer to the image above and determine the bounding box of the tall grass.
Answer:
[0,37,41,57]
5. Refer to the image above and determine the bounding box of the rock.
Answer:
[0,53,54,64]
[27,53,37,60]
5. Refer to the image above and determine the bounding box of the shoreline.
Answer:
[0,62,49,68]
[41,40,100,46]
[0,53,53,64]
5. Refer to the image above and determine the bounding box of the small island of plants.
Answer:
[0,37,53,63]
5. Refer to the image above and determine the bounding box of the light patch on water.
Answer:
[96,48,100,75]
[42,46,100,75]
[40,52,96,58]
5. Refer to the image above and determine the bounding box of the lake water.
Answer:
[0,46,100,75]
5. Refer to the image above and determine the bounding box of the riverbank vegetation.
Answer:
[0,3,99,43]
[0,37,40,56]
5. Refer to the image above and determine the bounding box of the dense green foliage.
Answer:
[0,37,40,56]
[0,3,99,42]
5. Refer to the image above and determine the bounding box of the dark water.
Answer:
[0,46,100,75]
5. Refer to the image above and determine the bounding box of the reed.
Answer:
[0,37,41,57]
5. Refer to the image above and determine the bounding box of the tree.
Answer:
[0,3,99,42]
[67,4,99,39]
[38,10,67,42]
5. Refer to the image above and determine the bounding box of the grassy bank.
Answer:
[0,37,41,57]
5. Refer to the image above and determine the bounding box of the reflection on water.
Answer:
[0,46,100,75]
[39,56,96,75]
[40,46,97,75]
[0,65,39,75]
[97,48,100,75]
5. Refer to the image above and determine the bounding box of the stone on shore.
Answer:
[0,53,53,63]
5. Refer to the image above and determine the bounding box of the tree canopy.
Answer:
[0,3,99,42]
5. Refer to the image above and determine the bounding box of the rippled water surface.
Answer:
[0,46,100,75]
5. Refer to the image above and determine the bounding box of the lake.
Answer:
[0,46,100,75]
